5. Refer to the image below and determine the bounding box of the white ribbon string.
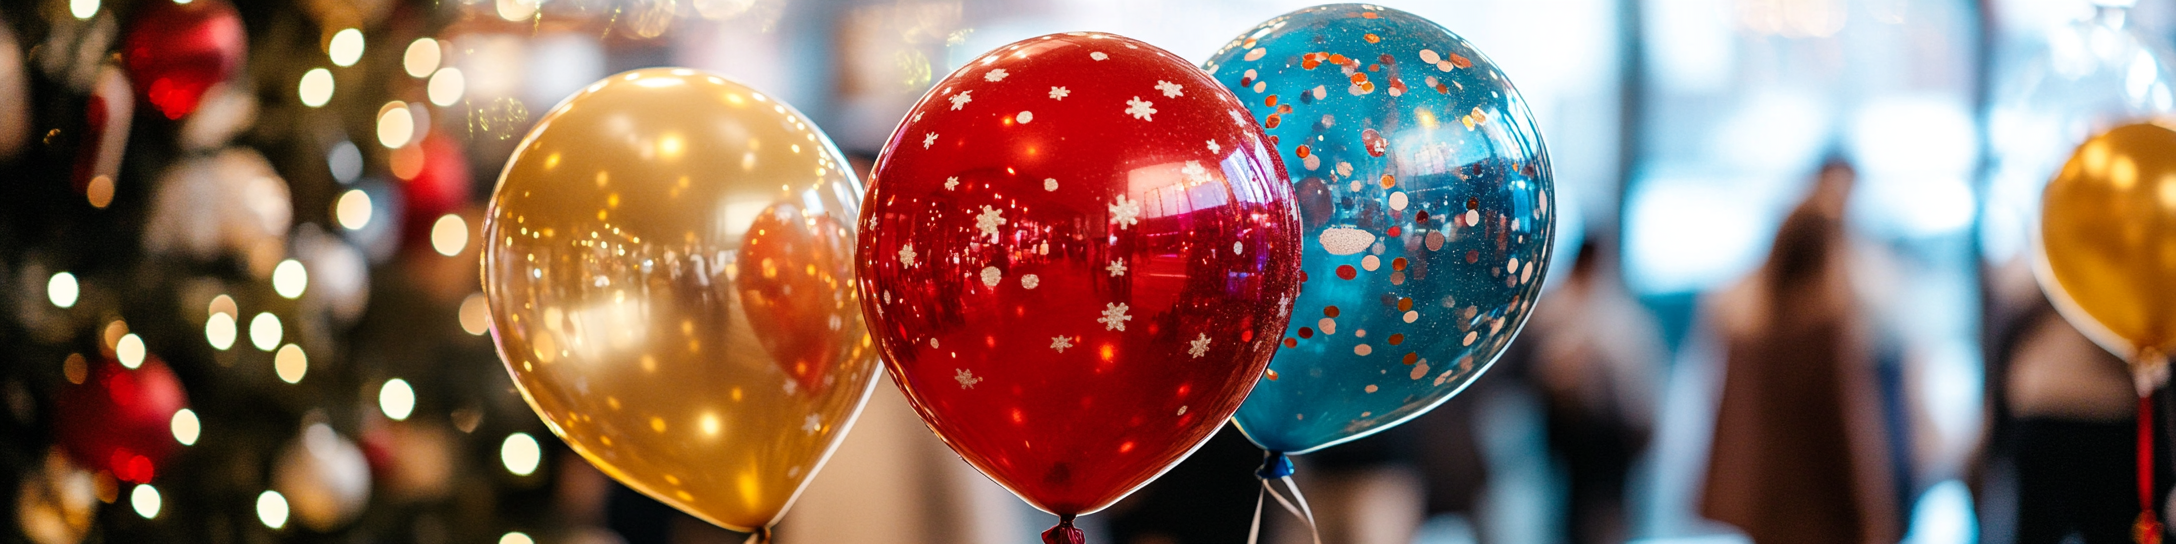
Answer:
[1245,476,1321,544]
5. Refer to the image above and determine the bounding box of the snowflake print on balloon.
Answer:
[855,31,1301,530]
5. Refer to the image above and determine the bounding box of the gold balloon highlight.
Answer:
[2039,122,2176,369]
[482,68,877,535]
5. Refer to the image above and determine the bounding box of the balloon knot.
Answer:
[2136,512,2164,544]
[1255,451,1294,480]
[1042,515,1085,544]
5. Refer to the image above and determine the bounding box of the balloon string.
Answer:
[1247,451,1320,544]
[744,527,773,544]
[1042,514,1085,544]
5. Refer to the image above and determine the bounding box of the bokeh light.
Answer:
[256,491,289,529]
[274,344,307,384]
[501,433,541,476]
[205,313,237,350]
[171,408,200,446]
[272,259,308,299]
[458,293,491,336]
[428,68,466,107]
[496,0,538,21]
[47,272,78,308]
[335,190,373,230]
[299,68,334,107]
[116,333,146,369]
[131,484,161,519]
[377,102,415,148]
[431,215,469,256]
[380,378,416,421]
[500,532,535,544]
[404,38,442,78]
[69,0,96,20]
[249,313,282,351]
[329,28,365,67]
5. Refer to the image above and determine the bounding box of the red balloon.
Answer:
[122,0,245,120]
[857,32,1301,523]
[56,356,189,484]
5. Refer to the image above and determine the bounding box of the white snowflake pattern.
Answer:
[1090,51,1109,61]
[975,206,1006,241]
[1188,333,1211,358]
[980,266,1002,287]
[985,68,1009,82]
[1155,80,1184,98]
[1206,140,1221,153]
[898,243,917,267]
[944,176,959,191]
[1108,195,1142,228]
[1098,303,1133,331]
[1021,274,1040,289]
[923,132,938,149]
[1050,335,1074,353]
[1124,97,1157,121]
[954,369,982,389]
[803,414,822,433]
[1044,178,1058,191]
[1106,259,1128,276]
[1181,161,1211,185]
[1049,86,1071,100]
[949,90,974,110]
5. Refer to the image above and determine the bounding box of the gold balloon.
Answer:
[482,68,878,534]
[2039,122,2176,366]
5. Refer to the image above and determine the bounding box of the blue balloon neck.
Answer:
[1256,450,1295,479]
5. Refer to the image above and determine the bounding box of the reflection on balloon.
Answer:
[482,68,878,537]
[1204,4,1557,456]
[2037,122,2176,389]
[858,32,1301,541]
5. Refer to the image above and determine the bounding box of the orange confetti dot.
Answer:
[1361,11,1380,18]
[1349,73,1368,84]
[1267,368,1282,380]
[1295,145,1311,159]
[1265,115,1281,129]
[1388,333,1404,345]
[1328,53,1348,65]
[1380,174,1396,188]
[1449,54,1473,68]
[1403,353,1419,365]
[1265,95,1278,107]
[1364,33,1381,43]
[1324,305,1341,317]
[1393,258,1409,272]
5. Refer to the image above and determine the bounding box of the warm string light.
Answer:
[69,0,96,19]
[206,313,237,350]
[380,379,416,420]
[336,190,373,230]
[432,215,470,256]
[458,294,492,335]
[171,409,200,446]
[500,533,535,544]
[501,433,541,476]
[249,313,282,351]
[428,68,465,107]
[299,69,334,107]
[272,259,308,299]
[256,491,289,529]
[378,102,415,148]
[275,344,307,384]
[116,334,146,369]
[131,484,161,519]
[329,29,365,67]
[404,39,441,78]
[47,272,78,308]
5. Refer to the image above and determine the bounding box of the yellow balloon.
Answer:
[2039,122,2176,365]
[482,68,878,535]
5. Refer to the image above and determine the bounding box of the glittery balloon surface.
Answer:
[1206,4,1555,455]
[858,33,1301,516]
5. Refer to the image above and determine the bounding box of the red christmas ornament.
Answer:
[399,135,474,246]
[121,0,245,120]
[857,32,1301,531]
[56,356,188,484]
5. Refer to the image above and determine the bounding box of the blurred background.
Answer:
[1,0,2171,543]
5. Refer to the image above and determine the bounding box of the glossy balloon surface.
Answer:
[858,33,1301,516]
[1205,4,1555,454]
[483,68,878,532]
[2039,122,2176,364]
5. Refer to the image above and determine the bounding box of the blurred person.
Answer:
[1528,238,1664,544]
[1700,160,1902,544]
[1977,258,2169,544]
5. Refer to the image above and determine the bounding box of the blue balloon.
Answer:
[1207,4,1556,455]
